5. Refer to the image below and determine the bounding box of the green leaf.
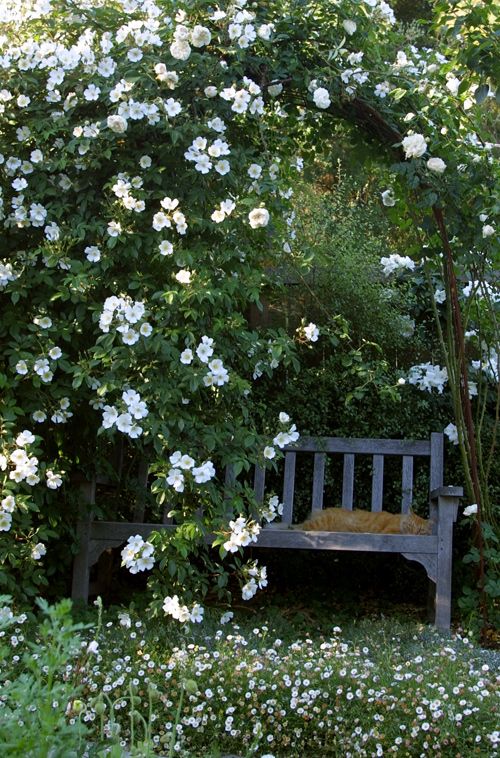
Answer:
[390,88,407,102]
[474,84,489,104]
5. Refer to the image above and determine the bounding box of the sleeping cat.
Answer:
[295,507,432,535]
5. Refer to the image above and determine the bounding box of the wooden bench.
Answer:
[71,433,462,630]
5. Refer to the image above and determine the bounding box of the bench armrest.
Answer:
[430,486,463,501]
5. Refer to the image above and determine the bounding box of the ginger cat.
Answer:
[296,507,431,535]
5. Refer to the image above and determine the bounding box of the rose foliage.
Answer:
[0,0,498,613]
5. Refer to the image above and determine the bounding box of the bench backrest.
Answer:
[85,434,444,527]
[247,434,444,525]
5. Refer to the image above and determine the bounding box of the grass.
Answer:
[0,594,499,757]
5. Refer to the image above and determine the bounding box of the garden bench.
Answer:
[72,433,462,630]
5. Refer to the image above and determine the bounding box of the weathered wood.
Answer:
[71,480,96,602]
[402,553,437,583]
[401,456,414,514]
[225,464,236,487]
[282,452,296,524]
[430,486,463,500]
[342,454,355,509]
[132,458,150,522]
[371,455,384,512]
[435,494,460,630]
[286,436,431,456]
[312,453,326,511]
[222,464,237,519]
[86,519,438,554]
[430,433,444,491]
[258,529,438,552]
[253,465,266,504]
[90,521,170,541]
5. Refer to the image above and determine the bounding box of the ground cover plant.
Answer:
[0,596,499,757]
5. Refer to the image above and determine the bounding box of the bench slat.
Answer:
[312,453,326,511]
[430,432,444,490]
[342,454,355,510]
[371,455,384,512]
[258,529,438,553]
[286,437,431,456]
[282,452,296,524]
[402,456,414,514]
[132,458,150,522]
[253,465,266,504]
[86,520,438,554]
[225,465,236,487]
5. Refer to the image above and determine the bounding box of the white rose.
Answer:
[482,224,495,238]
[191,25,211,48]
[303,322,319,342]
[258,24,273,40]
[446,76,460,96]
[381,189,396,206]
[174,24,189,40]
[248,207,270,229]
[175,269,192,284]
[267,84,283,97]
[204,86,217,98]
[107,115,128,133]
[343,20,357,35]
[170,40,191,61]
[313,87,331,109]
[401,133,427,159]
[443,422,458,444]
[427,157,446,174]
[463,503,478,516]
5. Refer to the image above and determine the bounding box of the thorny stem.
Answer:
[432,207,488,627]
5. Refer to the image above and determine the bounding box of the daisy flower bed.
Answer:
[0,600,498,757]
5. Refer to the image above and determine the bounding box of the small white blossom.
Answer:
[313,87,331,109]
[402,133,427,159]
[191,25,211,47]
[427,157,446,174]
[16,430,35,447]
[248,208,269,229]
[180,348,193,364]
[107,115,128,133]
[85,245,101,262]
[463,503,478,516]
[175,269,191,284]
[380,254,415,276]
[303,323,319,342]
[32,543,47,560]
[444,422,458,445]
[381,189,396,207]
[343,20,357,35]
[46,470,63,489]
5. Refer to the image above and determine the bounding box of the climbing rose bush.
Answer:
[0,0,498,611]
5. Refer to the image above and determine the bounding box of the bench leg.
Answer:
[71,519,91,603]
[71,480,95,604]
[435,575,452,631]
[434,501,457,630]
